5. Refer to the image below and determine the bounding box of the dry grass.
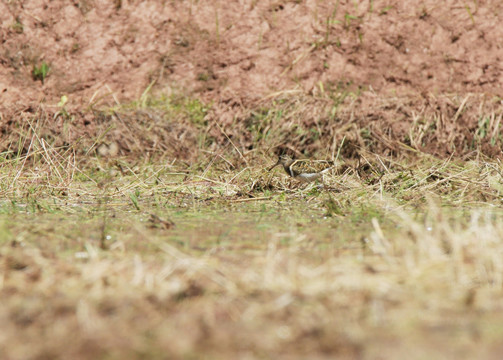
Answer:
[2,201,503,359]
[2,93,503,359]
[2,92,503,168]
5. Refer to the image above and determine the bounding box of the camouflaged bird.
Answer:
[268,155,334,183]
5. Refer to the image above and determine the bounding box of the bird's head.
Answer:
[268,154,293,171]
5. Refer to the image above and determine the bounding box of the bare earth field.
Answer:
[2,1,503,359]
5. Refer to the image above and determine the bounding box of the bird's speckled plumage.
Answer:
[268,155,333,183]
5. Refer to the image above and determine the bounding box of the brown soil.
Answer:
[1,1,503,158]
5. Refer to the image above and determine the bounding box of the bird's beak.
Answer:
[268,159,280,171]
